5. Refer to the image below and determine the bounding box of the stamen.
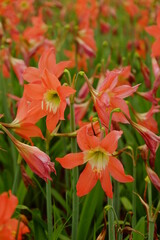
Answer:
[41,100,44,110]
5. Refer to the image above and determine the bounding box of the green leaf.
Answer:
[132,216,146,240]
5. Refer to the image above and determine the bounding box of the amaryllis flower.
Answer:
[145,11,160,57]
[2,126,56,181]
[23,47,70,83]
[84,70,139,126]
[56,128,133,198]
[24,69,76,133]
[0,190,29,240]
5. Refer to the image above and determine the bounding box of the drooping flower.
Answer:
[126,118,160,168]
[0,190,29,240]
[2,125,56,181]
[24,69,76,133]
[56,127,133,198]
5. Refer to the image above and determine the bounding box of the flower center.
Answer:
[84,147,109,172]
[42,90,60,114]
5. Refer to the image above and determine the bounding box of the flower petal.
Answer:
[110,97,130,123]
[100,130,123,153]
[58,85,76,100]
[46,112,59,133]
[23,67,41,83]
[145,26,160,38]
[41,69,60,90]
[100,167,113,198]
[38,48,56,73]
[24,84,45,100]
[113,84,140,98]
[53,61,71,78]
[77,126,100,151]
[76,163,97,197]
[151,39,160,57]
[108,157,134,182]
[56,152,84,169]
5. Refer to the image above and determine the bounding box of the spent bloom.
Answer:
[56,125,133,198]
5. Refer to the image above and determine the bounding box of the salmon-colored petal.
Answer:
[76,163,97,197]
[99,72,118,92]
[58,85,76,100]
[59,101,66,120]
[100,167,113,198]
[56,152,84,169]
[100,130,123,153]
[77,126,100,151]
[46,112,59,133]
[14,123,44,141]
[110,97,130,123]
[113,84,140,98]
[24,84,45,100]
[53,61,71,78]
[145,26,160,38]
[41,69,60,90]
[151,39,160,57]
[108,157,134,182]
[0,226,13,240]
[38,48,56,73]
[0,191,18,225]
[23,67,41,83]
[77,126,91,151]
[7,219,30,238]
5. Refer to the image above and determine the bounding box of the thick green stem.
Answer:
[46,180,52,240]
[148,180,154,240]
[148,221,154,240]
[70,99,79,240]
[108,197,115,240]
[132,164,137,228]
[113,180,120,219]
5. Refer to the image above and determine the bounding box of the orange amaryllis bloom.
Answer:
[56,128,133,198]
[23,47,70,83]
[0,190,29,240]
[24,69,76,133]
[86,70,139,126]
[145,11,160,57]
[2,126,56,181]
